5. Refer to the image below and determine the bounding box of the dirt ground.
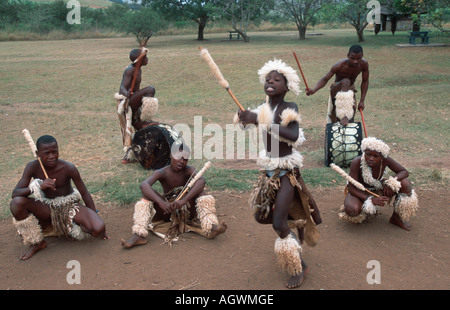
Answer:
[0,176,448,292]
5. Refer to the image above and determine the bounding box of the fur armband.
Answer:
[280,108,302,127]
[362,196,378,215]
[29,179,44,200]
[384,176,401,193]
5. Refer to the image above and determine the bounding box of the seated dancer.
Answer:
[115,47,158,163]
[236,59,322,289]
[306,45,369,126]
[338,137,419,230]
[10,135,108,260]
[121,143,227,248]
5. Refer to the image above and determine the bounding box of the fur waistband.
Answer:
[257,149,303,171]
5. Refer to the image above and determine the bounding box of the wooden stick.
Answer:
[199,47,244,111]
[330,163,380,197]
[22,129,49,179]
[176,161,212,201]
[292,51,309,91]
[226,88,245,111]
[359,108,368,137]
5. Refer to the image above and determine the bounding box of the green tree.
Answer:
[216,0,274,42]
[124,8,168,47]
[104,3,129,32]
[339,0,371,42]
[148,0,217,41]
[278,0,329,40]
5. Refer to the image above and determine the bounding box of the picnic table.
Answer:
[409,31,429,45]
[228,31,241,40]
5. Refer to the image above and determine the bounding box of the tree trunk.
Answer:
[234,28,249,42]
[196,16,208,41]
[357,29,365,42]
[298,26,306,40]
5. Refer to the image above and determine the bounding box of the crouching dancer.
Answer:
[338,137,419,230]
[121,144,227,248]
[236,59,322,289]
[10,135,108,260]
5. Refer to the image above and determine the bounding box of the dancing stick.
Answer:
[292,51,309,91]
[359,108,368,137]
[176,161,212,201]
[330,163,380,197]
[22,129,49,179]
[199,47,244,111]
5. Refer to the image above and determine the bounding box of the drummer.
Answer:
[306,45,369,126]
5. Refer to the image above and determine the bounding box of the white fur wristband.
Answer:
[362,196,378,215]
[385,176,401,193]
[29,179,44,199]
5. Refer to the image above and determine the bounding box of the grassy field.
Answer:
[0,29,449,218]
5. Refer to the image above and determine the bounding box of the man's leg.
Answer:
[272,176,308,289]
[73,205,106,238]
[10,197,50,260]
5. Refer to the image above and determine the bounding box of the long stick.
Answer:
[359,108,368,137]
[292,51,309,91]
[176,161,212,201]
[199,47,244,111]
[22,129,49,179]
[330,163,380,197]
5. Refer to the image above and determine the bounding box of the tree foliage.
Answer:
[124,8,168,47]
[215,0,274,42]
[278,0,330,40]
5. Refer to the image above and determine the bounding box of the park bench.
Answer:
[228,31,241,40]
[409,31,429,45]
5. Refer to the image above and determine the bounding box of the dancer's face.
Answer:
[170,151,189,171]
[264,71,289,96]
[347,52,363,67]
[364,150,382,168]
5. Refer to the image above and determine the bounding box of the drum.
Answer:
[324,122,362,168]
[131,123,183,170]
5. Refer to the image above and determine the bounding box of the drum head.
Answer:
[324,122,362,168]
[131,123,183,170]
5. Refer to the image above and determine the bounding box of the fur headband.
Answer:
[361,137,390,158]
[258,59,301,96]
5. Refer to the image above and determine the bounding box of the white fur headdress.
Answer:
[258,59,301,96]
[361,137,390,158]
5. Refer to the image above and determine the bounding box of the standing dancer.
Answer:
[306,45,369,126]
[236,59,321,289]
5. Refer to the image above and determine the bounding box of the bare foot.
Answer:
[207,220,227,239]
[121,234,148,248]
[389,212,411,231]
[286,261,309,289]
[20,240,47,260]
